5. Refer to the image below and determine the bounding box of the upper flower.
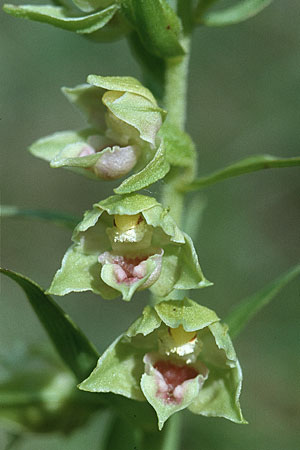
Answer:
[48,194,210,301]
[79,298,246,429]
[30,75,170,194]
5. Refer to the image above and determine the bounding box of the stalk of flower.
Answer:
[79,298,246,430]
[48,194,211,301]
[29,76,170,194]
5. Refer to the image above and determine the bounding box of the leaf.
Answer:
[0,205,79,230]
[0,268,99,381]
[197,0,273,26]
[225,264,300,339]
[3,4,118,34]
[182,155,300,192]
[114,140,170,194]
[121,0,185,59]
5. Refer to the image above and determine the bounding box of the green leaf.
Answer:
[225,264,300,339]
[3,4,118,34]
[0,205,79,230]
[182,155,300,192]
[0,268,99,381]
[115,140,170,194]
[158,122,196,168]
[197,0,273,26]
[121,0,185,59]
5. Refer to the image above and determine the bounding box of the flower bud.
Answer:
[30,76,169,193]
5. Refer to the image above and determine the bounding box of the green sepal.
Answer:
[189,321,246,424]
[48,245,118,299]
[158,122,196,168]
[196,0,273,27]
[155,298,219,331]
[127,305,162,338]
[97,193,159,216]
[3,4,118,34]
[121,0,185,59]
[62,85,106,129]
[115,139,170,194]
[79,336,145,401]
[87,74,158,104]
[30,130,91,163]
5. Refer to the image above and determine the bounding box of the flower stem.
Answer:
[163,38,191,131]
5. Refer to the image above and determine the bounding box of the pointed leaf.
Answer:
[114,140,170,194]
[225,264,300,339]
[183,155,300,192]
[197,0,273,26]
[0,205,79,230]
[3,4,118,34]
[0,268,99,381]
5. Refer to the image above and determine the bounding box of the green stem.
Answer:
[163,39,190,131]
[162,35,191,224]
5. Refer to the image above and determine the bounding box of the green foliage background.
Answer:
[1,0,300,448]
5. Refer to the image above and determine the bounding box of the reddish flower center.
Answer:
[113,255,149,284]
[154,360,199,403]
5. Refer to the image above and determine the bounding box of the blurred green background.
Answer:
[1,0,300,448]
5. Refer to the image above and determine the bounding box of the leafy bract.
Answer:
[197,0,273,26]
[0,205,79,229]
[183,155,300,192]
[0,268,99,381]
[225,264,300,339]
[121,0,185,58]
[3,4,118,34]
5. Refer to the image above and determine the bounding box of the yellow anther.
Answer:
[169,325,197,347]
[114,214,142,232]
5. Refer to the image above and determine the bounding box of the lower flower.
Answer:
[79,298,246,429]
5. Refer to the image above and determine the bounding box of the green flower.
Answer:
[29,75,170,194]
[48,194,210,301]
[79,298,246,429]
